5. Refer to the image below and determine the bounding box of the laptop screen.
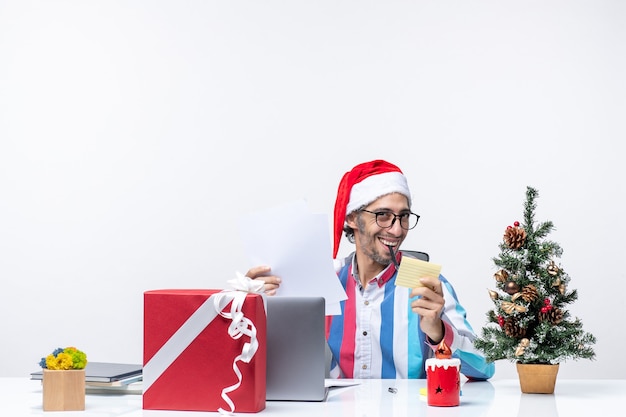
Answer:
[265,296,328,401]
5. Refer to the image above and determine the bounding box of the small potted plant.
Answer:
[474,187,596,393]
[39,346,88,411]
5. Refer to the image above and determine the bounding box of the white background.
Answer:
[1,1,624,380]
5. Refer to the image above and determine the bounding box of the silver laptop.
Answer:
[265,296,328,401]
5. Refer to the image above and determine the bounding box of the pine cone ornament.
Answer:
[520,284,539,302]
[503,317,527,338]
[539,307,564,324]
[503,225,527,249]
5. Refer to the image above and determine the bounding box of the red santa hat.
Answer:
[333,159,411,258]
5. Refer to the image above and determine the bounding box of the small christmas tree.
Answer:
[474,186,596,364]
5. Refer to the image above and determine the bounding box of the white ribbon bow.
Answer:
[215,272,266,415]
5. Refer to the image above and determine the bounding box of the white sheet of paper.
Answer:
[238,199,347,315]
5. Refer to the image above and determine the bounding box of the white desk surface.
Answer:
[1,378,624,417]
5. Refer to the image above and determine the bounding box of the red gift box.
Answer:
[143,289,266,413]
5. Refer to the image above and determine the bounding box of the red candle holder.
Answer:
[425,339,461,407]
[425,358,461,406]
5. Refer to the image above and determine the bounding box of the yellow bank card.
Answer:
[395,257,442,288]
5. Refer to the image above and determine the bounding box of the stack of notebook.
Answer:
[31,362,143,394]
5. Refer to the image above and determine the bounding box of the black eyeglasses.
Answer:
[359,209,420,230]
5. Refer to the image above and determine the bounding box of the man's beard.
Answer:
[355,216,392,266]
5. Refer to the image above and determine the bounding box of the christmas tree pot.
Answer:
[516,363,559,394]
[42,369,86,411]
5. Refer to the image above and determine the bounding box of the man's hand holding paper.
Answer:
[238,199,347,315]
[395,256,446,343]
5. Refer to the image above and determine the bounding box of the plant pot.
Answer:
[516,363,559,394]
[42,369,86,411]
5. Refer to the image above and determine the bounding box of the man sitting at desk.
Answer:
[248,159,494,380]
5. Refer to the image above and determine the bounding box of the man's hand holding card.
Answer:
[395,257,442,288]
